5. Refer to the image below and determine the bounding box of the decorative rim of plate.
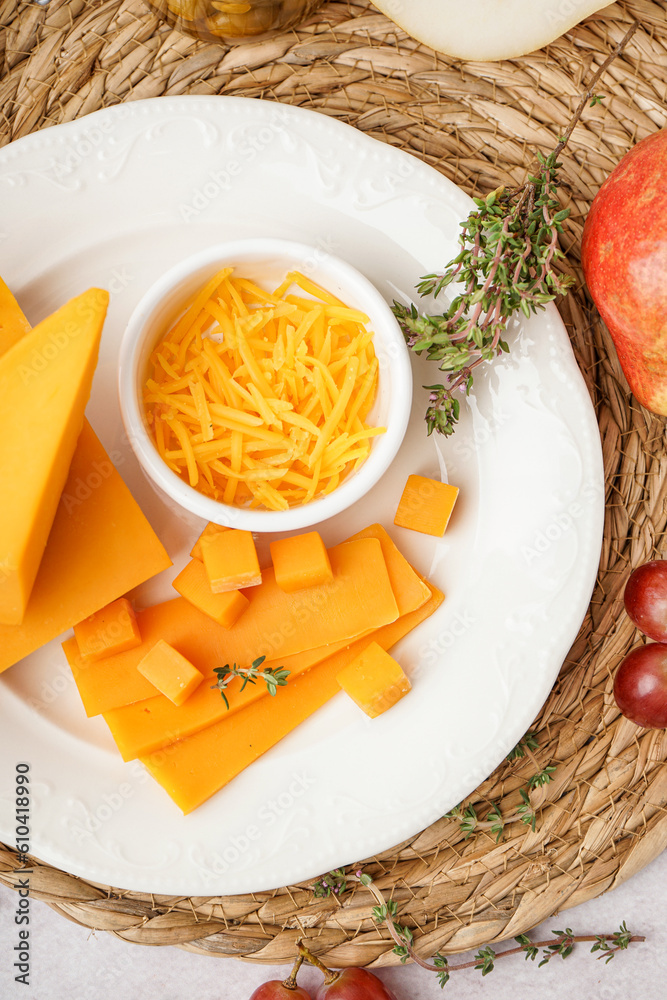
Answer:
[0,95,603,896]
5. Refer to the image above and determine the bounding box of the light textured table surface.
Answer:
[1,847,666,999]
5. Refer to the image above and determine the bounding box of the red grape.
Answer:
[314,968,398,1000]
[624,560,667,641]
[250,985,311,1000]
[613,642,667,728]
[250,956,312,999]
[297,941,397,1000]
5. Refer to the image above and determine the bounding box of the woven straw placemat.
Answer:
[1,0,667,967]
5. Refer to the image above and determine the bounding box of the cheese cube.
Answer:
[270,531,333,593]
[394,474,459,536]
[190,522,230,561]
[336,641,411,718]
[136,640,203,706]
[200,529,261,593]
[74,598,142,662]
[173,558,249,627]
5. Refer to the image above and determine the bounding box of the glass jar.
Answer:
[148,0,325,43]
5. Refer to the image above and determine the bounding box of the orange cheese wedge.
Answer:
[0,276,31,355]
[0,419,171,672]
[0,289,108,624]
[141,580,443,813]
[0,283,171,670]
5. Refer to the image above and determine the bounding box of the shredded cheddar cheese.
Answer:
[143,268,385,510]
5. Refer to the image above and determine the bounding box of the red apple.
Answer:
[613,643,667,728]
[581,129,667,415]
[624,560,667,641]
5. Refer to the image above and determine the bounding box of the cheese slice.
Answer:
[64,526,428,718]
[0,276,31,355]
[65,536,399,720]
[64,620,352,718]
[0,289,109,624]
[347,523,431,616]
[142,580,443,813]
[0,420,172,672]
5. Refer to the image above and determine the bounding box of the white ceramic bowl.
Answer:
[118,238,413,533]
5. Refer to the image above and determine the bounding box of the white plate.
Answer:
[0,97,603,894]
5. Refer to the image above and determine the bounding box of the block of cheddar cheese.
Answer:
[336,641,411,718]
[74,597,142,662]
[0,420,172,673]
[141,580,443,813]
[172,557,250,627]
[394,475,459,537]
[0,289,109,624]
[0,276,31,355]
[137,640,203,706]
[0,282,171,670]
[270,531,333,593]
[100,539,433,760]
[200,528,261,593]
[64,526,427,718]
[190,522,229,561]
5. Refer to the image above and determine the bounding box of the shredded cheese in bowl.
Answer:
[142,268,386,511]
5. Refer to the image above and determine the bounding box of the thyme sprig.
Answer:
[507,730,539,761]
[211,655,289,709]
[394,169,571,438]
[312,868,348,899]
[392,18,640,438]
[346,872,643,987]
[444,728,556,841]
